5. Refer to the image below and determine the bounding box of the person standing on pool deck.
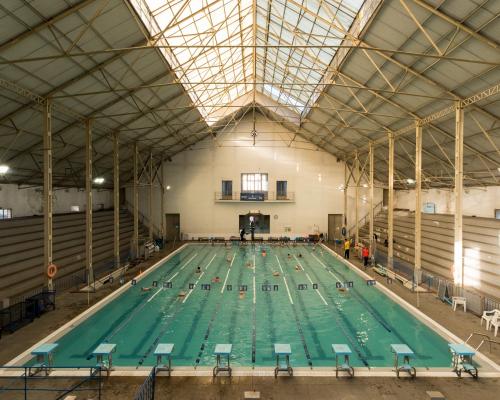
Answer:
[362,245,369,267]
[344,238,350,259]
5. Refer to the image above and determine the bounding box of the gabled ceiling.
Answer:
[0,0,498,189]
[131,0,365,122]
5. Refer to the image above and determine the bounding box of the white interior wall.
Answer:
[132,113,386,239]
[0,184,112,217]
[395,186,500,218]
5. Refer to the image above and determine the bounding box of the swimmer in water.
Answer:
[295,264,302,271]
[195,266,201,274]
[287,253,292,260]
[273,271,280,277]
[212,276,221,283]
[239,291,245,299]
[141,287,152,292]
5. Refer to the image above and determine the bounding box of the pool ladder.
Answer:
[465,331,500,353]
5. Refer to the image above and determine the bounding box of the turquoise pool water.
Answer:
[24,244,453,368]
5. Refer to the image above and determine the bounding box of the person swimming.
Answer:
[212,276,221,283]
[295,264,302,271]
[141,287,152,292]
[272,271,280,277]
[195,266,201,274]
[287,253,292,260]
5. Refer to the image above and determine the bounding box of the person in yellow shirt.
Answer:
[344,238,351,259]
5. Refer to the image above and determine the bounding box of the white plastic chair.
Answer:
[481,309,500,330]
[452,296,467,312]
[490,314,500,337]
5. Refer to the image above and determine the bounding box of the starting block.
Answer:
[154,343,174,376]
[92,343,116,376]
[274,343,293,377]
[29,343,59,376]
[213,344,232,377]
[448,343,478,378]
[391,344,416,378]
[332,344,354,377]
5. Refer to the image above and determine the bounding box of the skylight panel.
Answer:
[131,0,370,124]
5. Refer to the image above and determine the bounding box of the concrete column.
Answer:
[160,161,165,242]
[387,132,394,270]
[454,102,464,287]
[113,132,120,268]
[354,151,359,244]
[85,119,94,287]
[133,143,139,258]
[43,99,53,290]
[414,122,422,285]
[369,142,374,258]
[149,151,153,240]
[343,160,348,232]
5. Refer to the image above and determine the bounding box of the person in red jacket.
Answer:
[362,245,369,267]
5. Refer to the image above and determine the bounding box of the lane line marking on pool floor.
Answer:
[147,252,200,303]
[182,272,205,303]
[221,253,235,293]
[311,252,343,282]
[275,255,293,304]
[294,255,328,305]
[253,253,256,304]
[182,253,217,303]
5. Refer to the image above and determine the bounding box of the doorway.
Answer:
[328,214,343,242]
[165,213,180,241]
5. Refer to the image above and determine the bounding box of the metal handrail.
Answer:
[124,201,161,238]
[465,331,500,353]
[347,200,384,238]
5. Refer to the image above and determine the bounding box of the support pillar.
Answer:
[43,99,53,290]
[113,132,120,268]
[343,160,348,235]
[160,161,165,242]
[369,142,374,258]
[454,102,464,288]
[149,151,153,240]
[414,122,422,285]
[354,151,360,244]
[85,119,94,287]
[133,143,139,258]
[387,132,394,270]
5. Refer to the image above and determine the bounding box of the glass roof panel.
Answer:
[130,0,369,124]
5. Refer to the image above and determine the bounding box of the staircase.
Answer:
[0,209,147,304]
[358,210,500,300]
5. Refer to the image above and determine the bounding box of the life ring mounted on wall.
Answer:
[47,263,58,278]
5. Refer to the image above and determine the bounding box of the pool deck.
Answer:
[1,242,500,377]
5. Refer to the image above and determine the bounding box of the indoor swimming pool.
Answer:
[15,243,461,369]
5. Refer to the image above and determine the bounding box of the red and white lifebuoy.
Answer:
[47,263,58,278]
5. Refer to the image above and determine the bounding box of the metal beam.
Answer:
[410,0,499,49]
[43,99,53,290]
[453,102,464,288]
[113,131,120,268]
[387,132,394,270]
[85,119,94,289]
[0,0,96,53]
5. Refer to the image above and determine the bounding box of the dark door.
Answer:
[165,213,180,241]
[328,214,343,242]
